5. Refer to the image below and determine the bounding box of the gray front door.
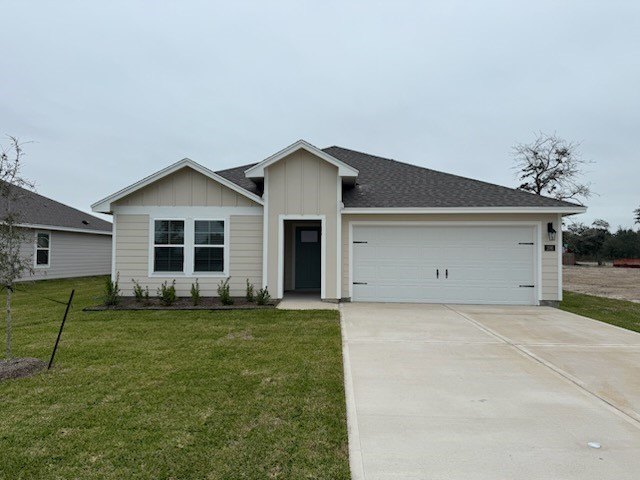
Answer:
[295,226,321,290]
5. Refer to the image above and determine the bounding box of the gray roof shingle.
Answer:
[216,146,583,209]
[1,182,112,233]
[215,162,261,196]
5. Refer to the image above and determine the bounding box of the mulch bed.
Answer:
[84,296,279,311]
[0,357,46,381]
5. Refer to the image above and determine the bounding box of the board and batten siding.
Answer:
[115,166,255,207]
[341,213,562,302]
[265,149,340,299]
[112,166,263,296]
[114,214,262,297]
[18,228,112,281]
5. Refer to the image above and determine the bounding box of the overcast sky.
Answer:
[2,1,639,228]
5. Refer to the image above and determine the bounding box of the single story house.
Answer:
[92,140,586,305]
[1,183,113,281]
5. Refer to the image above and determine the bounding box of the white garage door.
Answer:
[352,225,537,305]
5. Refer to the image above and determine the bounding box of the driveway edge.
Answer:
[340,306,366,480]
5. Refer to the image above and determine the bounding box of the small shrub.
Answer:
[246,278,254,302]
[256,286,270,306]
[157,280,177,306]
[217,278,233,305]
[104,273,120,306]
[143,286,150,304]
[190,279,201,306]
[132,280,145,303]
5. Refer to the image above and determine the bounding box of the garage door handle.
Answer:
[445,269,448,279]
[353,282,368,285]
[519,285,535,288]
[436,269,439,279]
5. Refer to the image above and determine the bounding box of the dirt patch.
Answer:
[564,265,640,303]
[0,357,46,381]
[84,296,278,311]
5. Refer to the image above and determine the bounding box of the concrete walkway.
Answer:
[276,292,338,310]
[341,303,640,480]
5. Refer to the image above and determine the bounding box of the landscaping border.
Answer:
[84,302,279,312]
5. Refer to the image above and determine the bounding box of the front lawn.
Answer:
[0,277,349,479]
[561,290,640,333]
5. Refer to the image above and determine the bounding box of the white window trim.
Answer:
[148,216,230,278]
[34,230,51,269]
[150,218,186,276]
[192,218,229,277]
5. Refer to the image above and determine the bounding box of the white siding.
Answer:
[18,228,112,281]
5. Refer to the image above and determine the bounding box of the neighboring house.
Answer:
[0,183,113,281]
[92,140,586,306]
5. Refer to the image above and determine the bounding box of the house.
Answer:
[92,140,586,305]
[0,183,113,281]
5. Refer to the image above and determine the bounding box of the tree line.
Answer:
[564,220,640,262]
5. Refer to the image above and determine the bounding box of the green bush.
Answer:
[217,278,233,305]
[256,286,270,306]
[246,278,254,302]
[104,273,120,306]
[132,280,145,303]
[190,279,201,306]
[143,286,150,304]
[158,280,177,306]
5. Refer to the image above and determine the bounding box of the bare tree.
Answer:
[0,136,35,359]
[513,132,592,204]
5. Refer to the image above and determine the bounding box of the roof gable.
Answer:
[244,140,359,179]
[92,158,264,213]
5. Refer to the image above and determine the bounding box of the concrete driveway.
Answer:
[341,303,640,480]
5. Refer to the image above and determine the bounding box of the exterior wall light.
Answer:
[547,222,557,241]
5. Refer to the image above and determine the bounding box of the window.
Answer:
[194,220,224,272]
[35,232,50,267]
[154,220,184,272]
[300,230,318,243]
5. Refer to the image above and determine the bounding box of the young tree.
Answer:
[0,136,34,359]
[634,205,640,225]
[513,132,592,204]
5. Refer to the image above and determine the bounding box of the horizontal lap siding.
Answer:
[341,213,560,302]
[114,215,148,293]
[18,228,112,281]
[228,215,263,294]
[115,214,262,297]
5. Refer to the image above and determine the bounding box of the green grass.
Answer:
[0,277,349,480]
[561,290,640,333]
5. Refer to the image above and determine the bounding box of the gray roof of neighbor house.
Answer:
[0,182,112,233]
[216,146,582,209]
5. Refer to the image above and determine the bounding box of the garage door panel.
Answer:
[352,225,536,305]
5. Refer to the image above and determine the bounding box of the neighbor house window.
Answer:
[35,232,50,267]
[154,220,184,272]
[194,220,225,272]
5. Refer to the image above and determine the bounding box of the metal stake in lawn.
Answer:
[48,289,75,370]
